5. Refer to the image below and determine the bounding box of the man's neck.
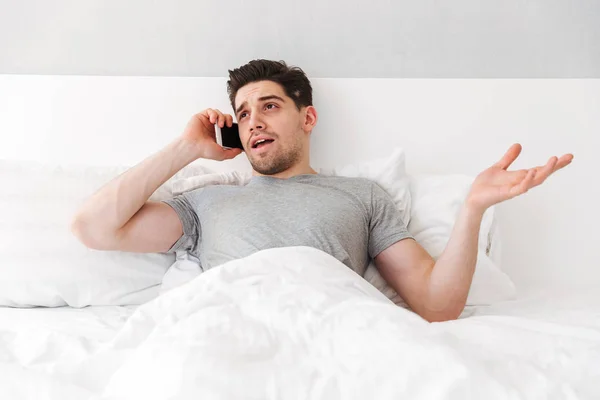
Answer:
[252,164,317,180]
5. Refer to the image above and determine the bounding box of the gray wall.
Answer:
[1,0,598,78]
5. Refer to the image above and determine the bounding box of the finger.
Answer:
[214,109,226,128]
[225,114,234,128]
[494,143,522,170]
[194,110,207,121]
[222,148,243,159]
[509,168,536,198]
[554,154,574,172]
[524,169,537,192]
[510,169,529,184]
[205,108,218,124]
[531,153,574,186]
[194,111,216,134]
[531,156,558,186]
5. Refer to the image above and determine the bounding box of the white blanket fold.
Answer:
[1,246,599,400]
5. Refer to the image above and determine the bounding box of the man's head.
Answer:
[227,59,317,176]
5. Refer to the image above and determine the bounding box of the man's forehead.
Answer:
[235,81,286,106]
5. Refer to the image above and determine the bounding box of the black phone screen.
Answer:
[220,123,244,150]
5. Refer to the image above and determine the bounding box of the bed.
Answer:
[0,75,598,399]
[1,261,599,399]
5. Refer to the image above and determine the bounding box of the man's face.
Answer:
[234,80,311,176]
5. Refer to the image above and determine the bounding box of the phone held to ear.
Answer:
[215,123,244,150]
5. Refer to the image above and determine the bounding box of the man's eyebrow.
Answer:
[235,95,285,115]
[235,101,247,115]
[258,95,285,103]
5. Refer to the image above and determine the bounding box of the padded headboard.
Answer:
[0,75,596,292]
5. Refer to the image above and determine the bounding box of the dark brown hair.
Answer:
[227,59,313,111]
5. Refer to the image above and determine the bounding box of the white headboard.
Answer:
[0,75,596,293]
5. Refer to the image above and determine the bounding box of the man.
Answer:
[71,59,573,322]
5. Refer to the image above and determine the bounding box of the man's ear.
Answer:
[303,106,318,133]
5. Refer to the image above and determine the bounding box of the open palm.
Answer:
[467,143,573,213]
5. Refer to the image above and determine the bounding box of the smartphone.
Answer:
[215,123,244,150]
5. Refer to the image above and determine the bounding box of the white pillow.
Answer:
[0,158,209,308]
[366,173,516,308]
[160,148,412,293]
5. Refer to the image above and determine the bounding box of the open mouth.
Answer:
[252,139,275,149]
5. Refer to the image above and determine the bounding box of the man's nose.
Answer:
[249,115,265,132]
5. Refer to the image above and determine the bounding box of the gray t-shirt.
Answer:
[162,174,413,277]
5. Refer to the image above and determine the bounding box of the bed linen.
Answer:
[0,246,598,400]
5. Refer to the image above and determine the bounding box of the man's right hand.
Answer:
[72,108,243,253]
[182,108,244,161]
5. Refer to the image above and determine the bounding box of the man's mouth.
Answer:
[252,139,275,149]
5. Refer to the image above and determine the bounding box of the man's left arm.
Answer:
[375,143,573,323]
[375,202,483,323]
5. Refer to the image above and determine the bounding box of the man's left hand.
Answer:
[466,143,574,214]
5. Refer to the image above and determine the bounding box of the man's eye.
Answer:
[265,104,277,110]
[240,112,248,119]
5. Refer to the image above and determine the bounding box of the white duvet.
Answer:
[1,246,599,399]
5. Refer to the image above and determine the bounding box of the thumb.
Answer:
[223,148,243,160]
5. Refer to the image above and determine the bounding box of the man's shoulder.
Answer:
[180,182,245,201]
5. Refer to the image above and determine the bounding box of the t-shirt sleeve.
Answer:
[368,182,413,258]
[161,188,203,255]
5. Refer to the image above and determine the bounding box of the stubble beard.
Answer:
[250,138,303,176]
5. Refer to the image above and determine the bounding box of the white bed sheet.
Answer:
[0,248,598,399]
[0,305,137,363]
[0,305,137,399]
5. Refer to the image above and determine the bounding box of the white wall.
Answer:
[0,75,597,294]
[0,0,598,78]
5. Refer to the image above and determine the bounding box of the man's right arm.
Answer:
[71,138,199,252]
[71,109,242,253]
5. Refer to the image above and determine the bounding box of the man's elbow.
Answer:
[420,305,464,323]
[422,311,460,323]
[70,214,117,250]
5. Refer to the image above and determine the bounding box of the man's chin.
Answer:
[252,166,284,176]
[249,147,300,176]
[251,160,289,176]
